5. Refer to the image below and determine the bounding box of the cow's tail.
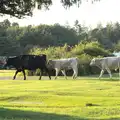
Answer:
[75,57,80,68]
[76,57,80,64]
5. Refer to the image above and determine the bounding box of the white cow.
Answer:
[90,57,120,78]
[48,57,79,79]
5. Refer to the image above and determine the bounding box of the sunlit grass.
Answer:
[0,70,15,76]
[0,70,120,119]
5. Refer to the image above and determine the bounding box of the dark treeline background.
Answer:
[0,19,120,76]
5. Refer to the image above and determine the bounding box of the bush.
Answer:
[70,43,84,56]
[84,47,110,57]
[77,54,92,75]
[84,41,111,57]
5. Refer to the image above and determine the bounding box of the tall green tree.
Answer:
[0,0,100,18]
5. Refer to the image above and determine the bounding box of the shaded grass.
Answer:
[0,107,87,120]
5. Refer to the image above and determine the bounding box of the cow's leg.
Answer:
[55,68,60,79]
[74,68,78,79]
[106,68,112,78]
[39,69,43,80]
[44,67,51,80]
[118,62,120,79]
[72,72,75,79]
[72,67,78,79]
[13,70,19,80]
[99,69,104,79]
[61,70,67,79]
[119,67,120,79]
[22,69,26,80]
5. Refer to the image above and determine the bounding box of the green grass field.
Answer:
[1,70,120,120]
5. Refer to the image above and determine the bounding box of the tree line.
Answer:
[0,19,120,55]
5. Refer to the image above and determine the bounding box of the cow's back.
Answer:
[18,55,47,70]
[54,57,78,69]
[105,57,120,69]
[53,59,70,69]
[6,56,22,68]
[96,57,120,70]
[40,54,47,62]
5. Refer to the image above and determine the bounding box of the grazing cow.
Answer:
[90,57,120,78]
[48,57,79,79]
[4,54,51,80]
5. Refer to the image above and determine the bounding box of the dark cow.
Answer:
[4,54,51,80]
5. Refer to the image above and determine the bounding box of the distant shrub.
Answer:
[84,47,110,57]
[70,43,84,56]
[84,41,111,57]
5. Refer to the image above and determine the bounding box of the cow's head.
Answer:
[47,60,54,69]
[4,57,15,69]
[90,58,96,66]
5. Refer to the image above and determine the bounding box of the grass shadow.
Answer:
[0,107,88,120]
[1,107,120,120]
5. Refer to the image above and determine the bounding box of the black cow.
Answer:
[4,54,51,80]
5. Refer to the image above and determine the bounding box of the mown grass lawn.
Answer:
[1,71,120,119]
